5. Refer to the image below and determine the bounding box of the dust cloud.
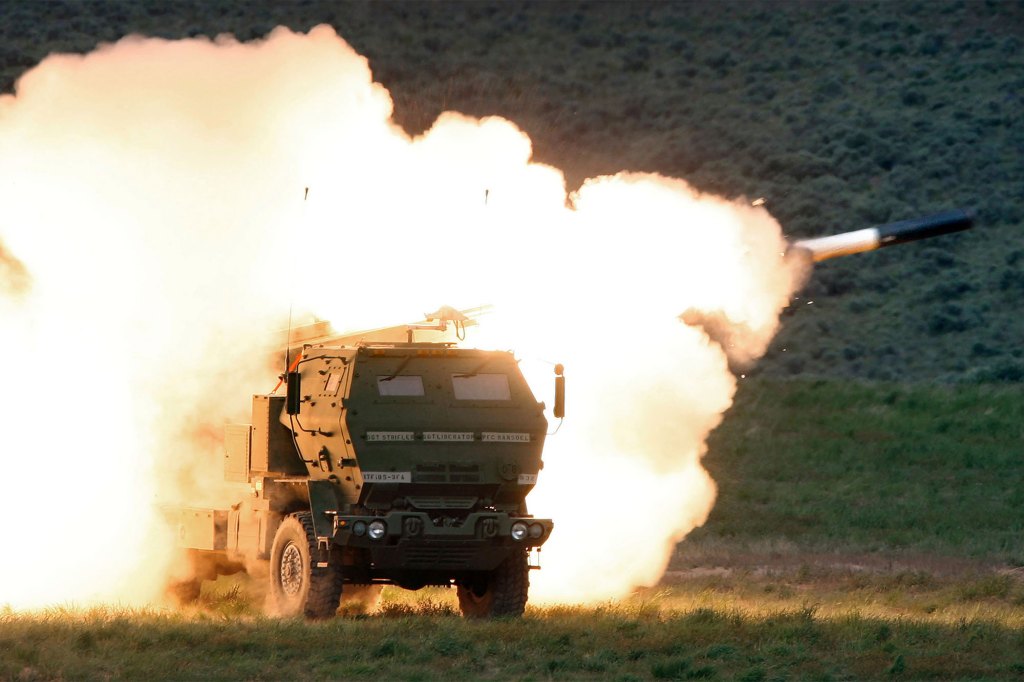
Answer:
[0,25,802,609]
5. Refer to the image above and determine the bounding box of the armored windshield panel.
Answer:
[378,375,425,396]
[452,373,511,400]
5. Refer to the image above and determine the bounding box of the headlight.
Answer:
[368,520,387,540]
[529,523,544,539]
[511,522,528,541]
[352,521,367,537]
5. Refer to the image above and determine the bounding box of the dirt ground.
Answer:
[666,551,1016,580]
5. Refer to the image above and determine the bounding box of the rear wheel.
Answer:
[457,551,529,618]
[269,513,342,618]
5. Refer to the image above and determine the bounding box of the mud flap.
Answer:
[306,480,341,547]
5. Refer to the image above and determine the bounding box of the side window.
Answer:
[377,375,425,397]
[452,373,511,400]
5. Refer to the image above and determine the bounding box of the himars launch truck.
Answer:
[171,308,563,618]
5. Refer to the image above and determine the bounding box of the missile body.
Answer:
[790,209,973,262]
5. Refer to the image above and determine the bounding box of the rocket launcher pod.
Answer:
[789,208,973,262]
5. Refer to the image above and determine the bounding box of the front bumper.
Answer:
[332,511,553,572]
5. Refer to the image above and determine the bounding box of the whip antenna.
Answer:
[279,186,309,392]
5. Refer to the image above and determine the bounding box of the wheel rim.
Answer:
[280,542,304,596]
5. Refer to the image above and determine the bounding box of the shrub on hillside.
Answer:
[966,361,1024,383]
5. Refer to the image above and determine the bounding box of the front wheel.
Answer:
[269,513,342,618]
[457,551,529,618]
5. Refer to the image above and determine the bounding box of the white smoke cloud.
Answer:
[0,25,800,609]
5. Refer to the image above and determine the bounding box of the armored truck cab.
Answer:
[175,341,555,618]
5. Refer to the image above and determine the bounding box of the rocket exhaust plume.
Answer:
[0,26,804,609]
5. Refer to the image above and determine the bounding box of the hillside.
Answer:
[1,0,1020,381]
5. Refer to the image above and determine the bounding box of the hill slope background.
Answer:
[2,0,1019,383]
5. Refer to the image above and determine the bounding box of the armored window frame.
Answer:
[451,373,512,401]
[376,375,425,397]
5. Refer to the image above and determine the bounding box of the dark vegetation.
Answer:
[1,2,1022,679]
[1,0,1020,381]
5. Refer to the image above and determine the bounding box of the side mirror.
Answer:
[553,364,565,419]
[286,371,302,415]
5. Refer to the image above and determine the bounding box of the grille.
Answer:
[403,546,479,569]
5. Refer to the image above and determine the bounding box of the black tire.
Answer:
[457,551,529,618]
[269,513,343,618]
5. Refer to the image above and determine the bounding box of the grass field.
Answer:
[2,589,1024,679]
[691,378,1024,562]
[4,379,1022,681]
[3,581,1023,681]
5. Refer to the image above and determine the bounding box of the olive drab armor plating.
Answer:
[171,309,557,619]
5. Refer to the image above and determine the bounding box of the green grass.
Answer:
[4,590,1024,681]
[690,378,1024,563]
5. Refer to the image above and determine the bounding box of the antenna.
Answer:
[279,186,309,392]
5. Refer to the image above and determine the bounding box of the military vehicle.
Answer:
[171,307,562,618]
